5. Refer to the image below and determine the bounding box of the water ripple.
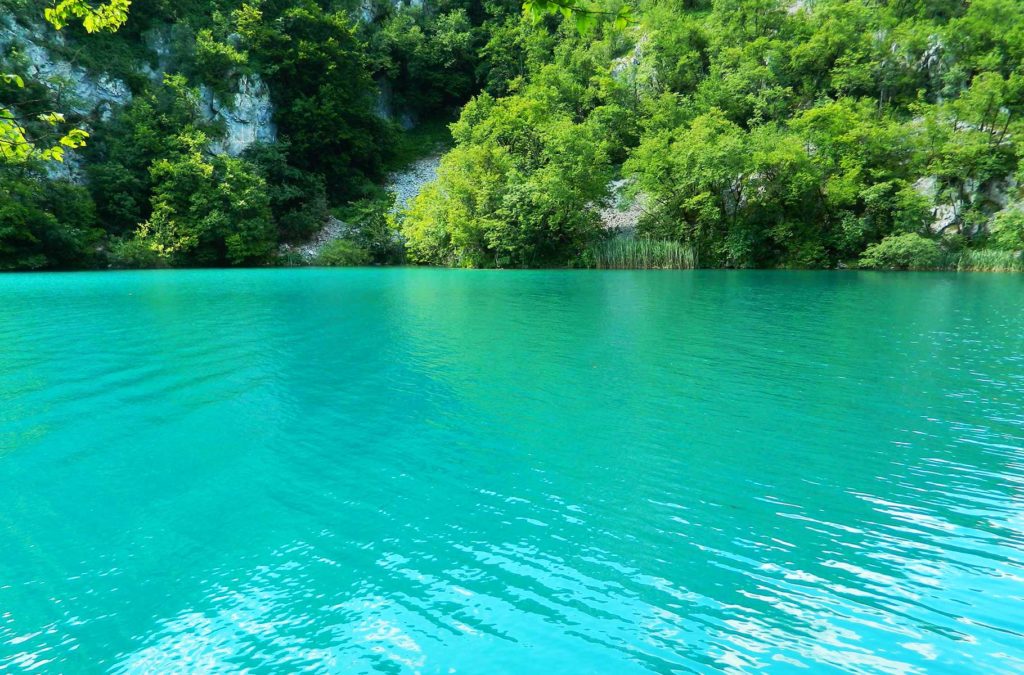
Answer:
[1,269,1023,672]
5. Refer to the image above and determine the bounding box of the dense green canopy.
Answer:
[1,0,1022,269]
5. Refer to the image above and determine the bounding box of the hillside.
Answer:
[2,0,1023,270]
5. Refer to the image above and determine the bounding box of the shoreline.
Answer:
[5,265,1023,275]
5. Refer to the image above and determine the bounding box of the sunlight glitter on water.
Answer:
[1,269,1023,673]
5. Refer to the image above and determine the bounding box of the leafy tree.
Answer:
[920,72,1023,234]
[367,7,477,115]
[477,11,562,97]
[859,232,942,269]
[239,1,395,199]
[643,6,708,95]
[947,0,1024,78]
[192,27,249,93]
[243,142,328,244]
[402,89,611,266]
[627,109,748,265]
[990,207,1024,251]
[0,166,100,269]
[84,74,213,234]
[2,0,130,164]
[132,132,275,266]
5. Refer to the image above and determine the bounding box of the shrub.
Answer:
[400,91,612,268]
[138,144,276,266]
[0,173,100,270]
[316,239,369,267]
[989,208,1024,251]
[193,28,248,94]
[333,193,402,264]
[107,236,164,269]
[858,233,942,270]
[244,142,329,244]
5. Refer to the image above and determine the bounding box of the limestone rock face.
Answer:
[1,18,133,181]
[372,78,416,130]
[598,179,646,233]
[1,18,276,173]
[200,75,277,156]
[915,175,1019,236]
[610,36,656,93]
[0,19,132,119]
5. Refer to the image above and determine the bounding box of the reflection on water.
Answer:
[1,269,1023,673]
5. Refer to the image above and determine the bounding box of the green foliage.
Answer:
[627,109,749,264]
[243,142,328,244]
[989,207,1024,251]
[859,232,942,270]
[6,0,1024,271]
[107,233,165,268]
[477,12,561,97]
[44,0,131,33]
[0,168,100,269]
[334,193,403,264]
[315,238,370,267]
[0,0,127,168]
[523,0,635,34]
[367,7,477,116]
[609,0,1024,270]
[401,84,613,267]
[942,247,1024,272]
[241,1,395,199]
[84,74,212,234]
[192,27,248,93]
[130,135,275,266]
[1,74,90,164]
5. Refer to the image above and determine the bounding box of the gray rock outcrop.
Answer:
[0,19,132,120]
[200,74,277,156]
[915,175,1018,236]
[1,18,132,181]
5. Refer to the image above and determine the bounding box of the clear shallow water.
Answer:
[1,269,1023,674]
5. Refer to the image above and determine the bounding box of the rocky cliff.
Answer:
[1,15,276,175]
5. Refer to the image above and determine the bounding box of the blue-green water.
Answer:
[1,269,1023,673]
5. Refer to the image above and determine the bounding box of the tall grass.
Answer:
[584,236,697,269]
[941,249,1024,272]
[584,237,1024,272]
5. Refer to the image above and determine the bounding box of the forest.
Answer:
[1,0,1023,270]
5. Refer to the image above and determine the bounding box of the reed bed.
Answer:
[584,237,1023,272]
[584,236,697,269]
[941,249,1024,272]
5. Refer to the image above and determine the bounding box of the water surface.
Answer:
[1,269,1023,673]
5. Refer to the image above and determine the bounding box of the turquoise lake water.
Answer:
[1,269,1023,673]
